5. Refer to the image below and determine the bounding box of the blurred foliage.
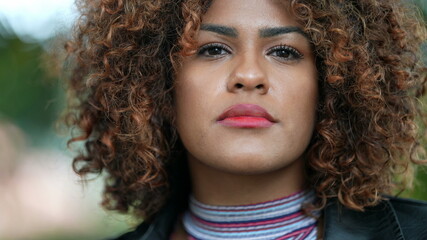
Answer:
[408,0,427,201]
[0,22,61,146]
[414,0,426,17]
[0,20,132,240]
[411,169,427,200]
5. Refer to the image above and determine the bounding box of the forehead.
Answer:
[201,0,298,28]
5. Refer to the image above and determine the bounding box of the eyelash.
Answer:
[197,43,231,57]
[197,43,303,61]
[266,45,304,61]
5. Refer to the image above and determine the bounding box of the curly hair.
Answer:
[63,0,427,219]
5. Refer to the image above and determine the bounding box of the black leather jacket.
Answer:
[113,196,427,240]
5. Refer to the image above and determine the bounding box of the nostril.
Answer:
[236,83,244,89]
[256,84,264,89]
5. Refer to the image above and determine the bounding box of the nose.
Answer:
[227,54,269,94]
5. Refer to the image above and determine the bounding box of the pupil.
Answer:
[209,47,222,55]
[279,50,290,58]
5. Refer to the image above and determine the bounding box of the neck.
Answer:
[188,155,306,206]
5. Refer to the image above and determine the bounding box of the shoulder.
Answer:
[386,196,427,239]
[387,195,427,211]
[323,196,427,240]
[108,222,151,240]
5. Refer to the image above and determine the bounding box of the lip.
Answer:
[217,104,276,128]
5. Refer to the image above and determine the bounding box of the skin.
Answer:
[174,0,318,206]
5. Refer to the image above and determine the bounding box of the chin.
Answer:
[210,153,294,176]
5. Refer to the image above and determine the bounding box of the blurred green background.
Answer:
[0,0,426,239]
[0,2,131,239]
[0,25,131,240]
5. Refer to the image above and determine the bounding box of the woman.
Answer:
[64,0,427,239]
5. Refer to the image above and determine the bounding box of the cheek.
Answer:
[174,60,227,128]
[174,65,214,145]
[274,65,318,109]
[275,65,318,137]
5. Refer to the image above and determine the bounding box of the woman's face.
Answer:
[174,0,318,175]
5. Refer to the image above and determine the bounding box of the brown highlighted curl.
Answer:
[63,0,427,219]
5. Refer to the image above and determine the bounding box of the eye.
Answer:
[266,45,303,62]
[197,43,232,57]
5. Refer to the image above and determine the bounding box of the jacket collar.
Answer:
[323,198,405,240]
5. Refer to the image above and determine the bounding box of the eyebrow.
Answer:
[200,24,238,38]
[259,26,308,39]
[199,24,309,39]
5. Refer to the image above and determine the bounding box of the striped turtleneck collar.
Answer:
[183,190,319,240]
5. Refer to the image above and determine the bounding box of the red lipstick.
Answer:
[217,104,275,128]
